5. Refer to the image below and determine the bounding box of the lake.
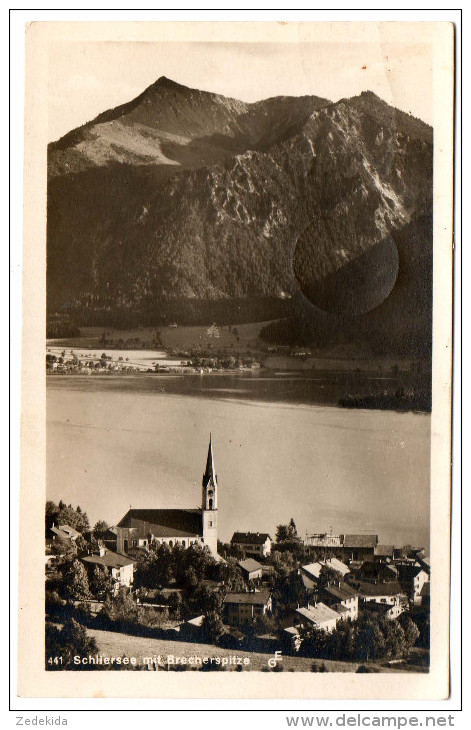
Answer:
[46,374,431,549]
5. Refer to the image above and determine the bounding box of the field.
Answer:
[78,626,426,673]
[47,322,271,356]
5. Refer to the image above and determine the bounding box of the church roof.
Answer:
[117,509,203,538]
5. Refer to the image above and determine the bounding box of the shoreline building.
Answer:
[116,435,219,557]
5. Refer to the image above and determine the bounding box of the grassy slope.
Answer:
[83,626,427,673]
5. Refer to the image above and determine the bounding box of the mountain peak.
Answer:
[155,75,184,89]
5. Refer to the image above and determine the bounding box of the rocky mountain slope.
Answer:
[47,77,433,357]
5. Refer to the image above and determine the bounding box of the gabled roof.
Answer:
[375,544,395,557]
[301,562,323,580]
[397,564,427,580]
[231,532,272,545]
[224,590,271,606]
[320,557,350,576]
[321,582,359,602]
[344,534,378,548]
[81,550,134,569]
[51,525,79,542]
[295,603,340,626]
[300,572,317,591]
[117,509,203,538]
[355,580,406,597]
[238,558,263,573]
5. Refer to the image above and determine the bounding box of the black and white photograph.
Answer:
[16,19,455,700]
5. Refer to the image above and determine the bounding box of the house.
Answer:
[231,532,273,557]
[223,590,272,627]
[374,544,395,561]
[294,602,341,633]
[303,533,378,561]
[341,535,378,561]
[281,626,302,652]
[396,564,429,605]
[116,436,219,557]
[320,581,359,621]
[238,558,263,581]
[356,561,398,583]
[416,555,431,575]
[80,547,134,590]
[354,580,408,618]
[420,581,430,609]
[304,533,343,551]
[179,615,205,640]
[51,524,81,542]
[362,600,405,621]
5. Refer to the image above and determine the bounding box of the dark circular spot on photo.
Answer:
[293,219,399,316]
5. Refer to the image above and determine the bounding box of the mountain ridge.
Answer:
[47,78,433,358]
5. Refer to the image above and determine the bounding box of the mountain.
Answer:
[47,77,433,358]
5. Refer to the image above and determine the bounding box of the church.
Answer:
[116,435,218,556]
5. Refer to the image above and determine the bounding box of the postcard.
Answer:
[18,20,454,699]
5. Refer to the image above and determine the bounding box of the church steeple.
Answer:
[202,434,217,510]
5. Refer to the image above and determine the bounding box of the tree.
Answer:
[93,520,110,533]
[61,559,90,601]
[382,619,407,659]
[317,565,344,589]
[101,590,138,627]
[46,619,98,670]
[352,618,385,662]
[201,612,225,644]
[56,506,90,534]
[89,566,116,601]
[167,591,183,617]
[252,613,277,636]
[398,614,420,653]
[275,519,299,543]
[45,501,59,532]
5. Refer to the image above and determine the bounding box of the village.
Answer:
[45,438,430,673]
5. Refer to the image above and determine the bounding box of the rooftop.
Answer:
[344,534,378,549]
[117,509,203,538]
[354,580,406,597]
[224,590,271,606]
[301,562,323,580]
[321,581,359,601]
[231,532,272,545]
[296,602,340,626]
[320,557,350,575]
[375,544,395,557]
[81,550,134,569]
[238,558,263,573]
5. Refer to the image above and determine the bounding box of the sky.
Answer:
[48,40,433,141]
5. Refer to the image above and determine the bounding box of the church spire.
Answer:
[202,434,217,509]
[203,433,216,487]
